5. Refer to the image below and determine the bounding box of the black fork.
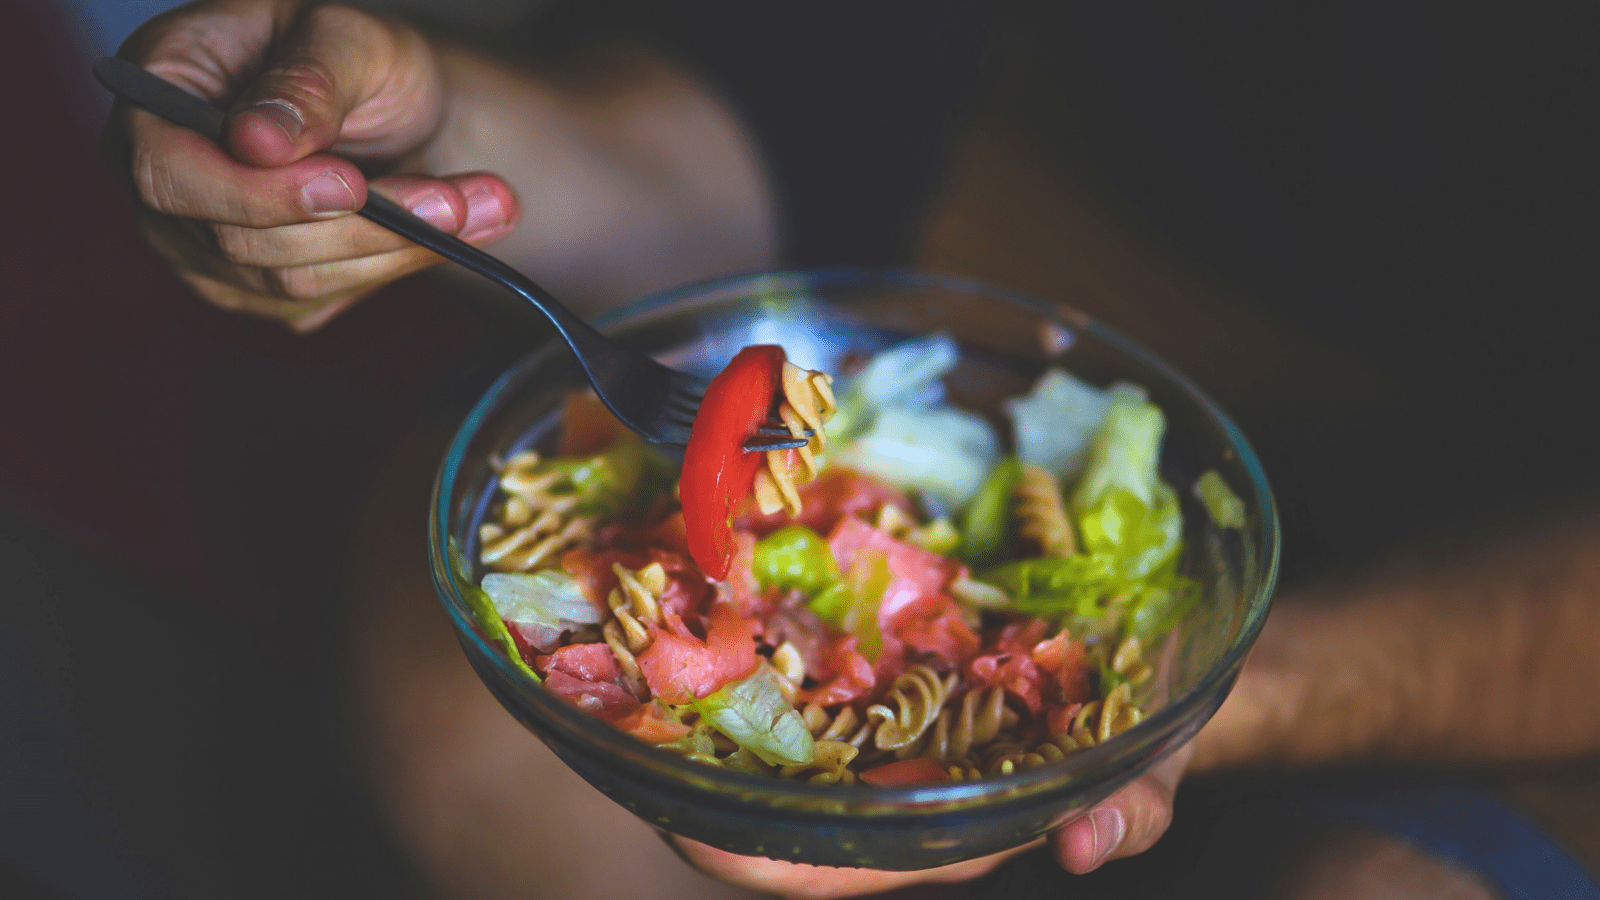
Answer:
[94,57,807,452]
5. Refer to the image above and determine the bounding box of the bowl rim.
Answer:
[428,266,1281,813]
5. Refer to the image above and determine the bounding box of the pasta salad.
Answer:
[454,335,1212,786]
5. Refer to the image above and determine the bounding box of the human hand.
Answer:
[667,742,1193,900]
[107,0,521,331]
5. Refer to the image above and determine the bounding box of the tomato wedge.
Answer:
[681,345,786,578]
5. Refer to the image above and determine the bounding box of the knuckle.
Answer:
[130,143,184,216]
[265,60,338,110]
[209,223,259,265]
[261,265,328,302]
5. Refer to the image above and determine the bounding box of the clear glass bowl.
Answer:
[429,268,1279,870]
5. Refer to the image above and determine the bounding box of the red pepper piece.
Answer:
[859,756,950,787]
[681,344,786,578]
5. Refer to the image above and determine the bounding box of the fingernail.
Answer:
[303,172,356,215]
[409,191,459,230]
[460,184,509,240]
[245,99,303,143]
[1088,807,1125,869]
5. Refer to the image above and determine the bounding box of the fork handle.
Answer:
[92,57,618,383]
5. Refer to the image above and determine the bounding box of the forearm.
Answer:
[1193,509,1600,772]
[419,41,779,312]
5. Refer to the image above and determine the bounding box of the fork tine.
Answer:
[743,435,810,452]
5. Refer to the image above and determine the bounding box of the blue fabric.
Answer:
[1304,785,1600,900]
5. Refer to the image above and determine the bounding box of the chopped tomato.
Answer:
[637,602,761,705]
[681,345,787,579]
[859,757,949,787]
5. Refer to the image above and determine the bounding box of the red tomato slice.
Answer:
[859,757,949,787]
[681,345,786,579]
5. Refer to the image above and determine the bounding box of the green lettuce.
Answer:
[958,456,1022,567]
[448,540,541,683]
[1194,469,1246,529]
[691,666,814,767]
[827,405,999,508]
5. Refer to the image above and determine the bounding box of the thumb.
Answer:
[224,3,443,168]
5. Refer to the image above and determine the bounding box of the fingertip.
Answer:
[1053,805,1125,874]
[227,101,306,167]
[454,173,521,242]
[301,169,363,217]
[373,176,470,232]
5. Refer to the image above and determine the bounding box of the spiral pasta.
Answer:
[917,685,1015,764]
[1014,462,1077,557]
[480,450,597,573]
[752,362,836,516]
[800,702,873,746]
[602,562,667,698]
[866,665,957,753]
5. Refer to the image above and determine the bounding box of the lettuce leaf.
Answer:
[448,540,541,683]
[481,570,602,630]
[826,333,961,441]
[1194,469,1246,529]
[1006,370,1138,481]
[827,405,999,508]
[691,666,814,766]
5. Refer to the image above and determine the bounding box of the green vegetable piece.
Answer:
[753,525,840,594]
[808,549,892,661]
[959,456,1023,567]
[448,540,541,683]
[980,553,1119,618]
[809,582,852,623]
[692,667,814,767]
[1194,469,1246,529]
[1077,485,1184,582]
[538,440,674,518]
[1072,395,1166,512]
[906,516,960,556]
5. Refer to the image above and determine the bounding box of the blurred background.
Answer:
[4,0,1596,897]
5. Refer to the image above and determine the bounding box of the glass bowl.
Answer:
[428,268,1278,870]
